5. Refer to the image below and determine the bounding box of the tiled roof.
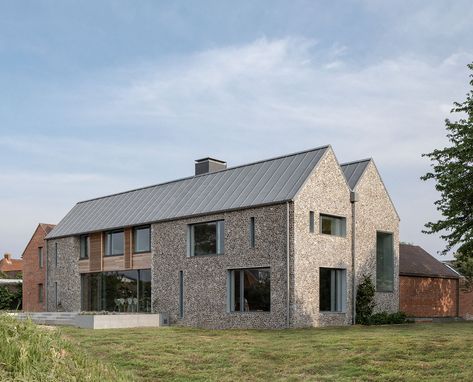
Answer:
[0,258,23,273]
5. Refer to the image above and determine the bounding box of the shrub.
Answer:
[367,311,408,325]
[355,274,375,324]
[0,314,130,381]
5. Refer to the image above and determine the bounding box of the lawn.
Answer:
[61,322,473,381]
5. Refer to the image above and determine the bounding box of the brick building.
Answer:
[22,223,55,312]
[399,244,459,318]
[0,253,22,278]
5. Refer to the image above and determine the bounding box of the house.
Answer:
[22,223,56,312]
[0,253,22,278]
[45,146,399,329]
[399,244,460,318]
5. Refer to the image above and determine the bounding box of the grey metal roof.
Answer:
[340,159,371,190]
[47,146,329,239]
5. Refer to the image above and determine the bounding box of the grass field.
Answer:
[62,322,473,381]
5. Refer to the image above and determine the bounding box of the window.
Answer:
[320,214,346,237]
[134,226,151,253]
[188,220,224,256]
[376,232,394,292]
[179,271,184,318]
[38,284,43,303]
[105,230,124,256]
[229,268,270,312]
[80,235,89,259]
[54,243,58,267]
[319,268,346,312]
[249,217,256,248]
[54,282,59,308]
[309,211,315,233]
[38,247,43,268]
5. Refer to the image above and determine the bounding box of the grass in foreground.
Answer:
[62,322,473,381]
[0,314,129,381]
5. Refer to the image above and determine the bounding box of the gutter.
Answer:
[350,191,359,325]
[286,201,290,328]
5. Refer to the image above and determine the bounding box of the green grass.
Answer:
[61,322,473,381]
[0,314,129,381]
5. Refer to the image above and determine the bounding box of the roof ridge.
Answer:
[340,158,372,167]
[77,145,330,205]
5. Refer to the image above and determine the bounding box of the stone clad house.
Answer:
[45,146,400,328]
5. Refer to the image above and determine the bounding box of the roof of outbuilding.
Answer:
[0,258,22,273]
[340,159,371,190]
[399,244,459,279]
[47,145,329,239]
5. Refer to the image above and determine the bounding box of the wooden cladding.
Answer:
[89,232,103,272]
[124,228,132,269]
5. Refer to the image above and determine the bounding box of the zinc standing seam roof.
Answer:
[340,159,371,190]
[46,146,329,239]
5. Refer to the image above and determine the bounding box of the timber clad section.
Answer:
[125,228,132,269]
[89,232,102,272]
[132,253,151,269]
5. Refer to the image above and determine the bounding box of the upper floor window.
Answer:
[319,268,346,312]
[188,220,224,256]
[376,232,394,292]
[54,243,58,267]
[309,211,315,233]
[38,247,43,268]
[320,214,346,237]
[105,230,124,256]
[134,226,151,253]
[80,235,89,259]
[249,217,256,248]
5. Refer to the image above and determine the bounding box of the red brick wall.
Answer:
[22,226,48,312]
[399,275,458,317]
[459,279,473,319]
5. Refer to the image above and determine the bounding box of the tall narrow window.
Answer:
[80,235,89,259]
[38,284,43,303]
[376,232,394,292]
[179,271,184,319]
[188,220,224,256]
[309,211,315,233]
[319,268,346,312]
[105,230,124,256]
[134,226,151,253]
[229,268,270,312]
[55,243,58,267]
[38,247,43,268]
[54,282,59,308]
[249,217,256,248]
[320,214,346,237]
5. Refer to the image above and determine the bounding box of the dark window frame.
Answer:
[133,225,151,254]
[104,229,125,257]
[319,213,347,237]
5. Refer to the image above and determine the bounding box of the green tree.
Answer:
[421,62,473,256]
[356,274,375,324]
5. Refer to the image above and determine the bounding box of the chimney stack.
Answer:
[4,253,11,261]
[195,157,227,176]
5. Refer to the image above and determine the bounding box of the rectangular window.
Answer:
[249,217,256,248]
[179,271,184,319]
[80,235,89,259]
[54,282,59,308]
[309,211,315,233]
[319,268,346,312]
[320,214,346,237]
[38,283,43,303]
[105,230,124,256]
[134,226,151,253]
[55,243,58,267]
[229,268,270,312]
[38,247,43,268]
[376,232,394,292]
[188,220,224,256]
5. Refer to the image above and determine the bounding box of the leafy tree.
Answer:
[355,274,375,324]
[453,250,473,291]
[421,62,473,256]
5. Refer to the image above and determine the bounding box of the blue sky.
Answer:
[1,1,472,258]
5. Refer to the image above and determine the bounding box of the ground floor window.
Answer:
[376,231,394,292]
[81,269,151,312]
[319,268,346,312]
[229,268,270,312]
[38,283,43,303]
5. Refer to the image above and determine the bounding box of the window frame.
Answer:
[376,231,395,292]
[38,247,43,268]
[309,211,315,233]
[178,271,184,319]
[249,217,256,248]
[104,229,125,257]
[133,225,151,254]
[319,267,347,313]
[54,243,58,267]
[38,283,43,303]
[319,213,347,237]
[79,235,89,259]
[228,267,271,313]
[188,220,225,257]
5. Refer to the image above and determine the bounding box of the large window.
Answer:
[105,230,124,256]
[376,232,394,292]
[81,269,151,312]
[320,214,346,237]
[229,268,270,312]
[319,268,346,312]
[188,220,224,256]
[38,247,43,268]
[80,235,89,259]
[134,226,151,253]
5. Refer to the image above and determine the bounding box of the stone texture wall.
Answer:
[152,204,289,329]
[46,237,81,312]
[292,148,353,327]
[354,161,400,313]
[400,275,458,317]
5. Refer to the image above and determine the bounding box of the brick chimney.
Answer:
[195,157,227,176]
[4,253,11,261]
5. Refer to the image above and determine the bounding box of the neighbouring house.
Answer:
[22,223,56,312]
[399,244,460,318]
[0,253,22,278]
[44,146,400,329]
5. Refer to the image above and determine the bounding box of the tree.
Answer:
[355,274,375,324]
[421,62,473,256]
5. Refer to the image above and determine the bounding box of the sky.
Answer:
[1,1,472,259]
